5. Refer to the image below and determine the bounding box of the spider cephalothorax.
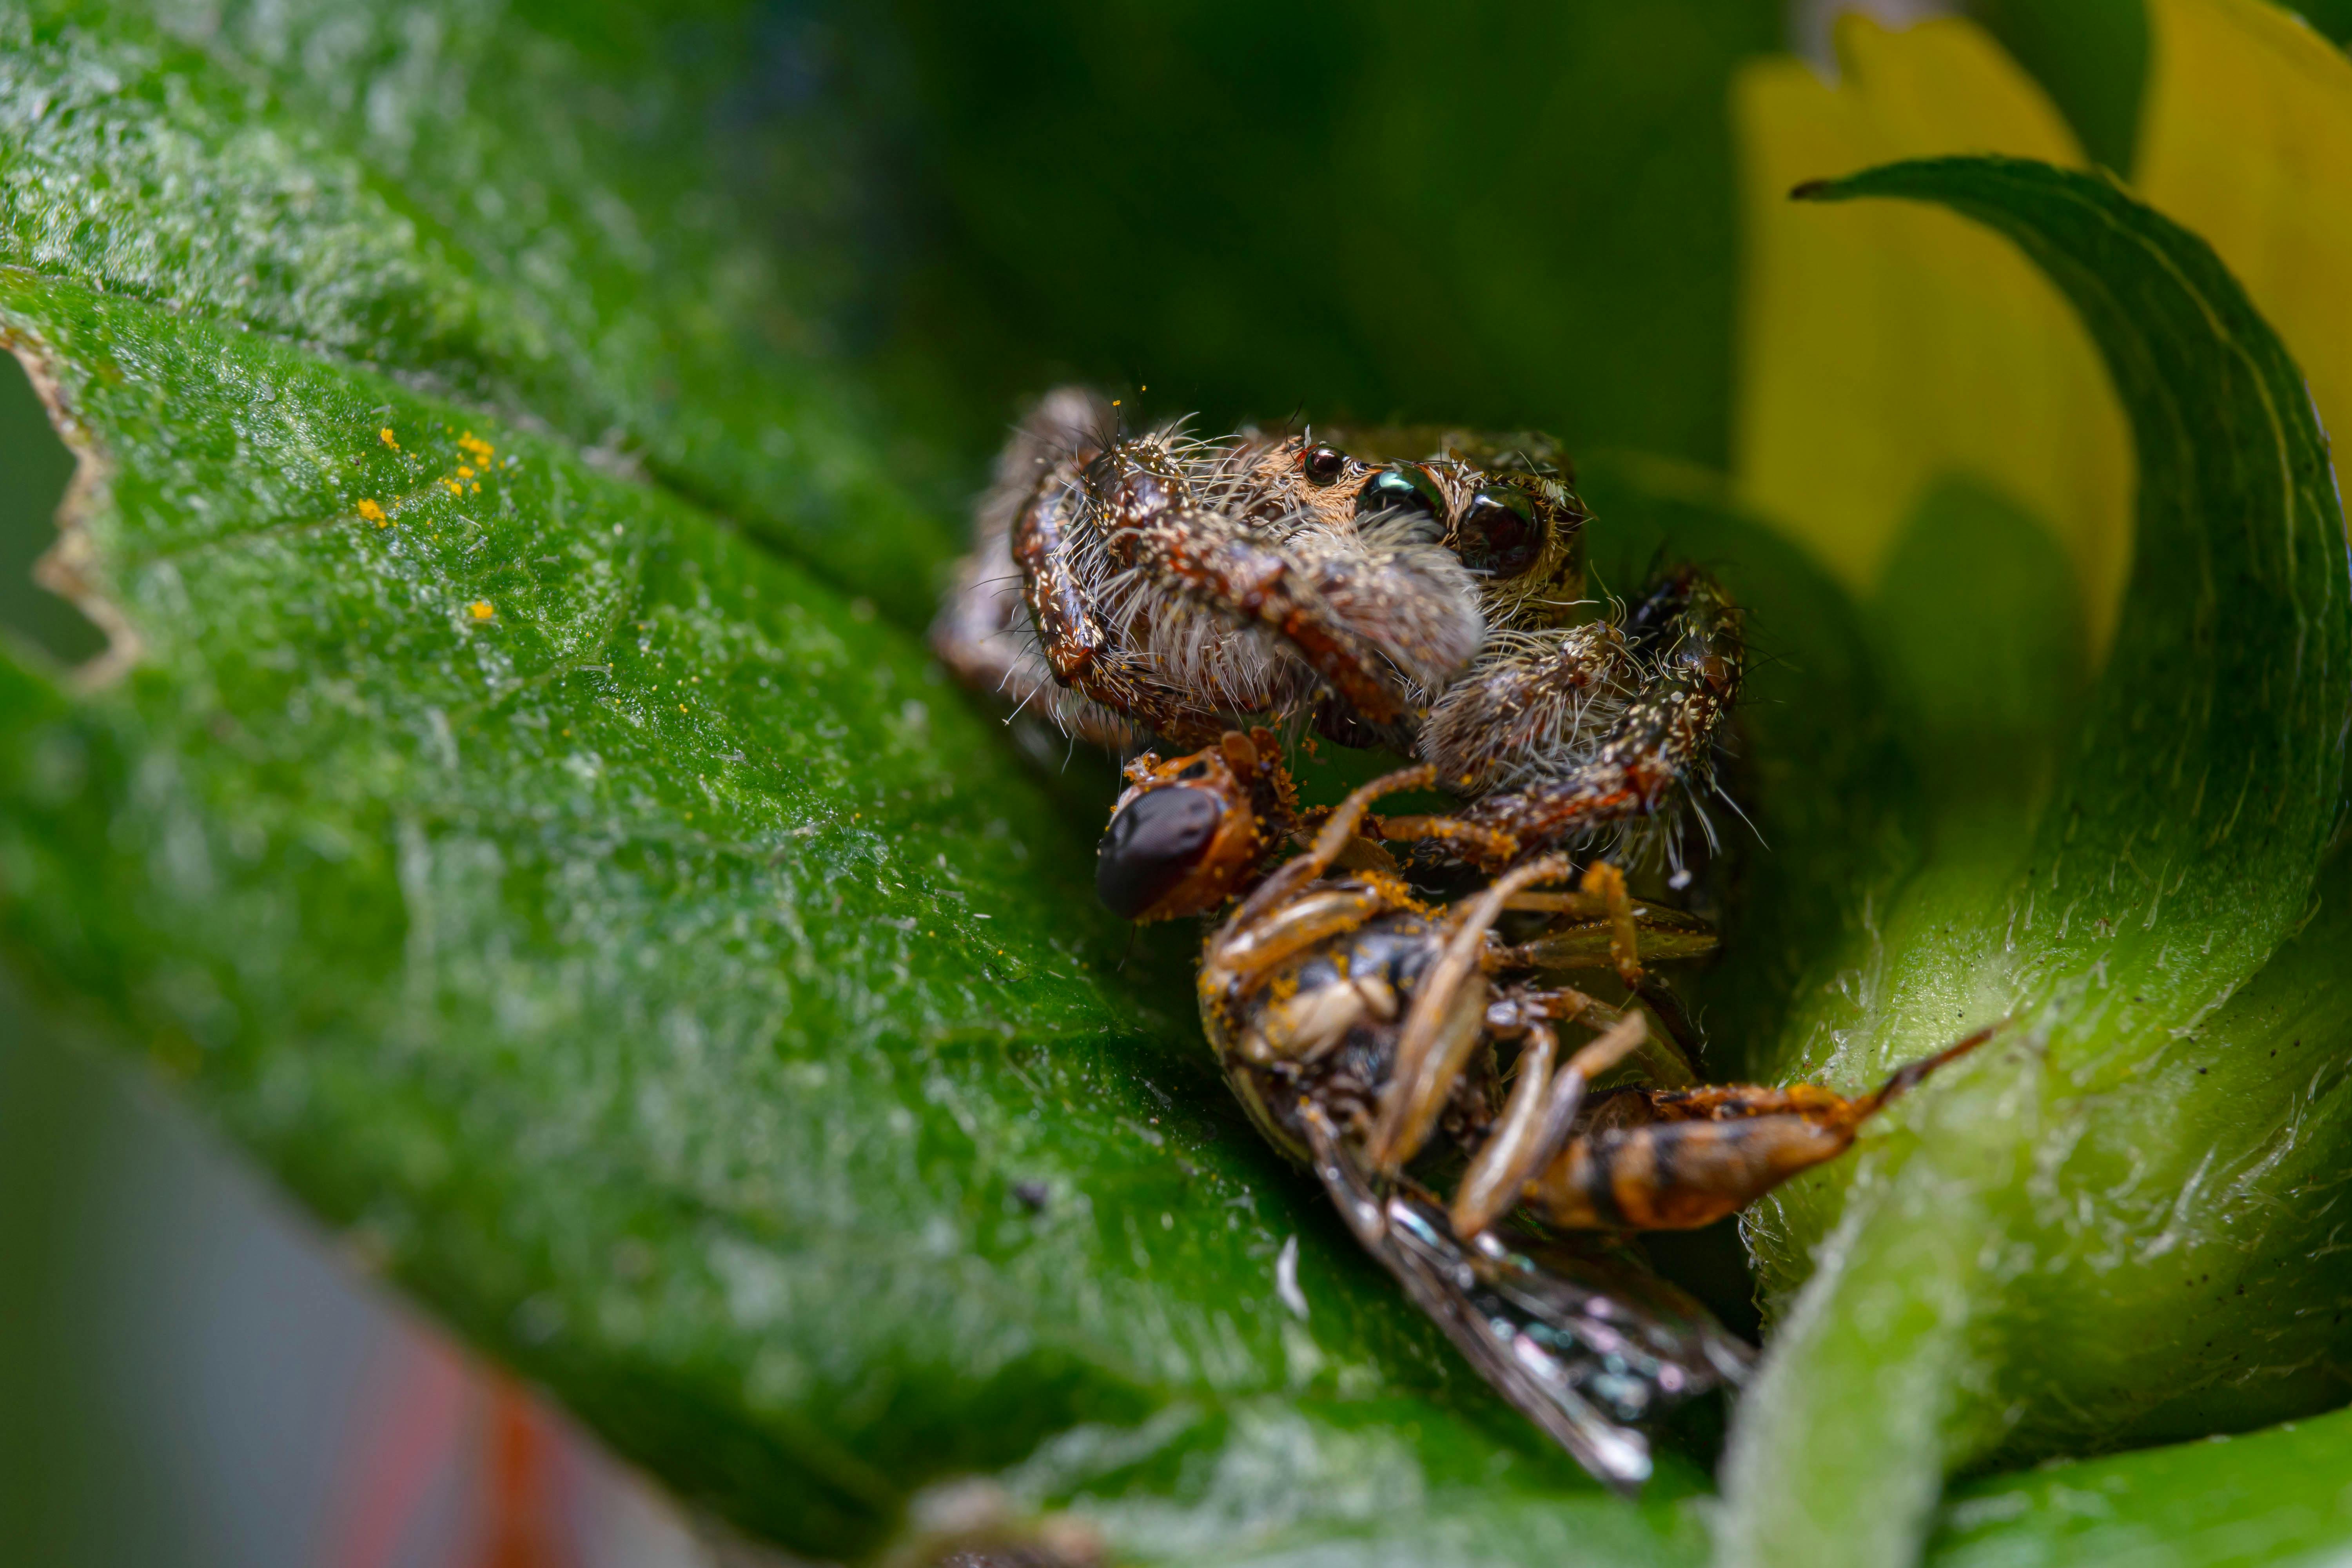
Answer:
[933,388,1744,867]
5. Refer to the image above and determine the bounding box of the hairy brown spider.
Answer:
[932,389,1743,867]
[1093,735,1996,1491]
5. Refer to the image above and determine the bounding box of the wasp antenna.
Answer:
[1860,1021,2005,1116]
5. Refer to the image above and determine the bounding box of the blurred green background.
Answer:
[8,0,2351,1562]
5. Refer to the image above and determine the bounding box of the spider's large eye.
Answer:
[1458,487,1547,579]
[1097,786,1224,919]
[1302,443,1348,485]
[1354,464,1447,526]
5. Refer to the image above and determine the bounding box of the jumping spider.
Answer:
[931,387,1744,869]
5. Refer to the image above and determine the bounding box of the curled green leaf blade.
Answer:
[1719,156,2352,1568]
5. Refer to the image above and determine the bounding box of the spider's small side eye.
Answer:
[1355,464,1447,525]
[1458,487,1547,579]
[1097,786,1225,919]
[1302,444,1349,485]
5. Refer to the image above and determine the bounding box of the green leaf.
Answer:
[0,7,1735,1561]
[0,0,950,622]
[0,261,1675,1559]
[1716,156,2352,1568]
[12,241,2352,1560]
[1929,1400,2352,1568]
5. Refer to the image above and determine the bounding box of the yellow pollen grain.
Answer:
[356,499,387,524]
[379,428,399,450]
[457,465,475,479]
[442,477,463,495]
[467,600,495,620]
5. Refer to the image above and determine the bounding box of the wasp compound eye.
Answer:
[1354,464,1448,526]
[1459,486,1546,579]
[1097,785,1225,919]
[1302,443,1349,485]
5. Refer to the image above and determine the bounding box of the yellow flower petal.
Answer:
[1732,14,2134,654]
[2139,0,2352,511]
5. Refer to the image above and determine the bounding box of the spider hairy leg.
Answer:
[930,388,1141,747]
[1016,439,1230,746]
[1450,566,1745,857]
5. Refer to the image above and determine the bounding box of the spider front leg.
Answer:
[1433,566,1744,857]
[931,388,1143,747]
[1013,445,1234,748]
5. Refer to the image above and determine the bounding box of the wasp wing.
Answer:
[1301,1107,1752,1495]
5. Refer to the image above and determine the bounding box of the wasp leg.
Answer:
[1631,979,1708,1083]
[1220,763,1437,936]
[1208,880,1418,1000]
[1362,811,1519,869]
[1492,902,1720,974]
[1452,1011,1648,1238]
[1369,855,1578,1173]
[1485,984,1617,1033]
[1582,862,1641,986]
[1451,567,1744,855]
[1530,1024,2002,1231]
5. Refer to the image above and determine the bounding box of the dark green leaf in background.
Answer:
[858,0,1782,473]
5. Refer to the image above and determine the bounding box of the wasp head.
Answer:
[1097,732,1283,922]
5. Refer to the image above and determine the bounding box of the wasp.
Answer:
[932,390,1744,870]
[1094,731,1995,1491]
